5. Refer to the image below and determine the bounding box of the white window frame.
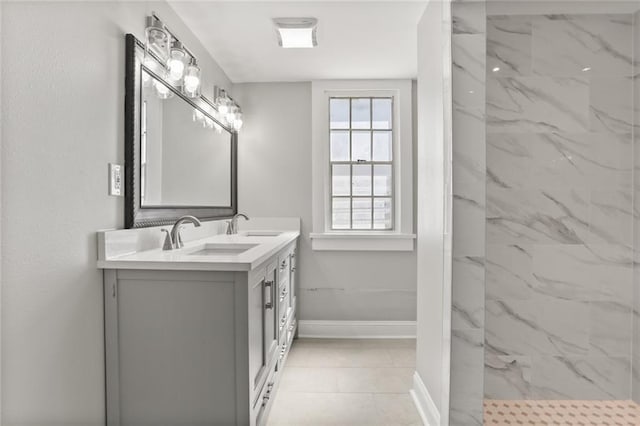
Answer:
[310,80,415,251]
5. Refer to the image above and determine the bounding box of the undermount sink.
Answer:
[188,243,258,256]
[241,231,282,237]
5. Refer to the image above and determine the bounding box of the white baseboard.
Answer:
[297,320,416,339]
[410,372,440,426]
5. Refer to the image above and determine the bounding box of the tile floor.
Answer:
[267,338,422,426]
[484,399,640,425]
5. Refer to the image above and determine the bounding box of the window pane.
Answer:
[352,164,372,196]
[351,131,371,162]
[372,131,392,161]
[332,198,351,229]
[330,98,349,129]
[373,165,392,196]
[332,164,350,196]
[373,198,393,229]
[351,98,370,129]
[330,131,350,161]
[372,98,392,129]
[352,198,372,229]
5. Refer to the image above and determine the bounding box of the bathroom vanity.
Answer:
[98,226,299,426]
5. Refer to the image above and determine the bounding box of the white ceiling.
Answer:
[168,1,427,83]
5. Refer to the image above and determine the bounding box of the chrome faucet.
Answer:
[226,213,249,235]
[162,215,202,250]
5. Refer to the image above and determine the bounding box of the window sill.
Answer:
[309,232,416,252]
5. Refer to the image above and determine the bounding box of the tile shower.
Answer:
[450,2,640,425]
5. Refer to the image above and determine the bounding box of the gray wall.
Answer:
[233,82,417,322]
[484,12,634,400]
[0,2,231,423]
[450,1,486,424]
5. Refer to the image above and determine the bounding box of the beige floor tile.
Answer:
[387,347,417,367]
[287,346,396,368]
[267,338,420,426]
[268,392,379,424]
[279,367,341,393]
[336,367,414,393]
[373,393,424,425]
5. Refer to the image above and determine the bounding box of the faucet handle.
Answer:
[226,220,233,235]
[161,229,174,251]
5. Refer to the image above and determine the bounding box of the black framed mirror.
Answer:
[124,33,237,228]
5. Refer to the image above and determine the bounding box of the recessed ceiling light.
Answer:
[582,66,592,72]
[492,66,501,72]
[273,17,318,48]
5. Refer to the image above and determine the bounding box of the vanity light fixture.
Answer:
[273,17,318,48]
[214,86,244,132]
[145,13,202,99]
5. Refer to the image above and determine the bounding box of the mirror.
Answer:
[140,70,232,207]
[125,34,237,228]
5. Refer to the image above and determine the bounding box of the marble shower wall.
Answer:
[450,2,486,425]
[633,9,640,406]
[485,13,634,400]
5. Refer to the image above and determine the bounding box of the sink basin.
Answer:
[241,231,282,237]
[188,243,258,256]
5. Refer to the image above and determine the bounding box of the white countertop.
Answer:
[97,230,300,272]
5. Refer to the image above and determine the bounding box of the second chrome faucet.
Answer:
[226,213,249,235]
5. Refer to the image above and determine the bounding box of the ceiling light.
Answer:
[492,66,500,72]
[273,18,318,48]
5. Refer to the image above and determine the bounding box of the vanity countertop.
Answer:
[97,230,299,272]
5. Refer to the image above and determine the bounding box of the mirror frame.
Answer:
[124,33,238,228]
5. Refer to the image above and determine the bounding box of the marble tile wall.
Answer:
[485,13,634,401]
[450,2,486,425]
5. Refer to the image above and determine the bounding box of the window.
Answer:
[310,80,415,251]
[329,97,394,230]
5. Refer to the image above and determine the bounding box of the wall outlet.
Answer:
[109,163,123,197]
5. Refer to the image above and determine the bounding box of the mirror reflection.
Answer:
[140,68,232,207]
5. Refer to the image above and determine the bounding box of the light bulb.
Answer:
[218,101,229,115]
[167,42,188,83]
[233,112,243,131]
[192,109,204,123]
[154,80,173,99]
[226,111,236,124]
[183,60,201,98]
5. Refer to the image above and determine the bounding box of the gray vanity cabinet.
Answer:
[104,240,298,426]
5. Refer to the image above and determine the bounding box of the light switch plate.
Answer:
[109,163,123,197]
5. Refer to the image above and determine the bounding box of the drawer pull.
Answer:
[291,267,296,272]
[264,280,274,309]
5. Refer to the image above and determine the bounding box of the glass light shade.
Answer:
[166,45,188,83]
[233,113,243,131]
[218,97,230,115]
[154,79,173,99]
[183,61,201,98]
[145,17,170,61]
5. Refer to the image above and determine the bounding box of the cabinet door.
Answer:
[263,263,278,369]
[289,248,297,311]
[249,273,266,392]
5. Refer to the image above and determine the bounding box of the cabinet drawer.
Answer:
[254,367,278,426]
